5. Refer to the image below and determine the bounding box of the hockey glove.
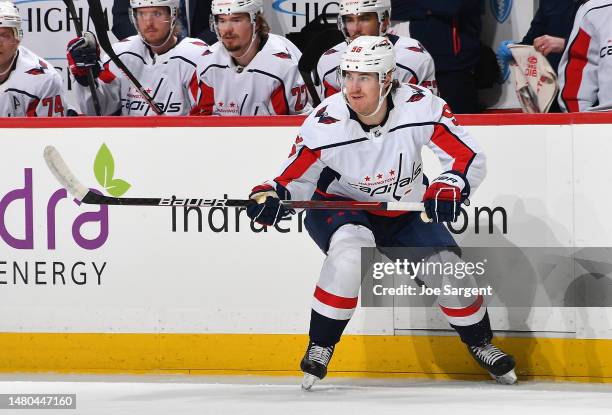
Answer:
[246,185,294,226]
[496,40,515,64]
[67,31,101,86]
[422,171,470,223]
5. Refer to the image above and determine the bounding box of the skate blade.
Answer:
[491,368,518,385]
[301,373,320,390]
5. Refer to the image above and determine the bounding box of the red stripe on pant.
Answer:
[314,286,358,309]
[439,295,483,317]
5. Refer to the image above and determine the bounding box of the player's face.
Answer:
[216,13,254,54]
[343,13,381,40]
[0,28,19,69]
[343,71,382,114]
[134,6,173,46]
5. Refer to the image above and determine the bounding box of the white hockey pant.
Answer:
[311,224,486,327]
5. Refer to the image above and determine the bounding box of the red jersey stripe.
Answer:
[314,286,358,309]
[276,147,321,188]
[323,80,340,98]
[561,28,592,113]
[26,99,39,117]
[271,84,289,115]
[99,62,116,84]
[198,81,215,116]
[188,72,199,102]
[439,295,484,317]
[430,123,475,174]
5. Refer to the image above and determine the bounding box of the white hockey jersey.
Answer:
[0,46,66,117]
[558,0,612,112]
[74,35,209,116]
[263,84,485,216]
[316,34,438,99]
[198,34,312,116]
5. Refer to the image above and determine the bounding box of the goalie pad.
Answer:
[508,44,558,113]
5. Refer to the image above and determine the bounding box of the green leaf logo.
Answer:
[94,144,131,197]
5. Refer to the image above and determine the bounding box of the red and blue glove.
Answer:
[246,184,294,226]
[67,31,100,86]
[422,171,470,223]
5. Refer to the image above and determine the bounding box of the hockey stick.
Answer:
[63,0,102,115]
[85,0,163,115]
[43,146,425,213]
[298,28,345,107]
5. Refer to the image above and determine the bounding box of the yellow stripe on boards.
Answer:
[1,333,612,382]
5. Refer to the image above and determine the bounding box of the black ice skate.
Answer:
[468,342,517,384]
[300,341,335,390]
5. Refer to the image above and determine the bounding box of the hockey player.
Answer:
[0,1,66,117]
[66,0,209,116]
[558,0,612,112]
[316,0,437,99]
[246,36,516,389]
[198,0,311,116]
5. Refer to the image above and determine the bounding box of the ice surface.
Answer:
[0,374,611,415]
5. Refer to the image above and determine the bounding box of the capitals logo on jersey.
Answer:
[26,59,48,75]
[407,44,426,54]
[288,135,304,157]
[274,52,292,60]
[347,154,423,201]
[315,106,339,124]
[491,0,512,23]
[26,67,45,75]
[407,85,426,102]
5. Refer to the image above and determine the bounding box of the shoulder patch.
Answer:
[26,67,45,75]
[315,105,339,124]
[324,48,338,56]
[288,135,303,157]
[191,41,208,47]
[273,52,292,60]
[406,44,425,54]
[406,85,425,102]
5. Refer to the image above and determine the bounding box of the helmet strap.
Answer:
[132,7,178,51]
[216,12,259,64]
[342,72,393,118]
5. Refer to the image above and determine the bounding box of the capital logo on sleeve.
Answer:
[490,0,512,23]
[315,105,339,124]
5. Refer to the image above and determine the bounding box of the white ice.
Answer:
[1,374,611,415]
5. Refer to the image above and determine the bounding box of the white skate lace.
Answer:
[308,344,334,366]
[470,344,506,366]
